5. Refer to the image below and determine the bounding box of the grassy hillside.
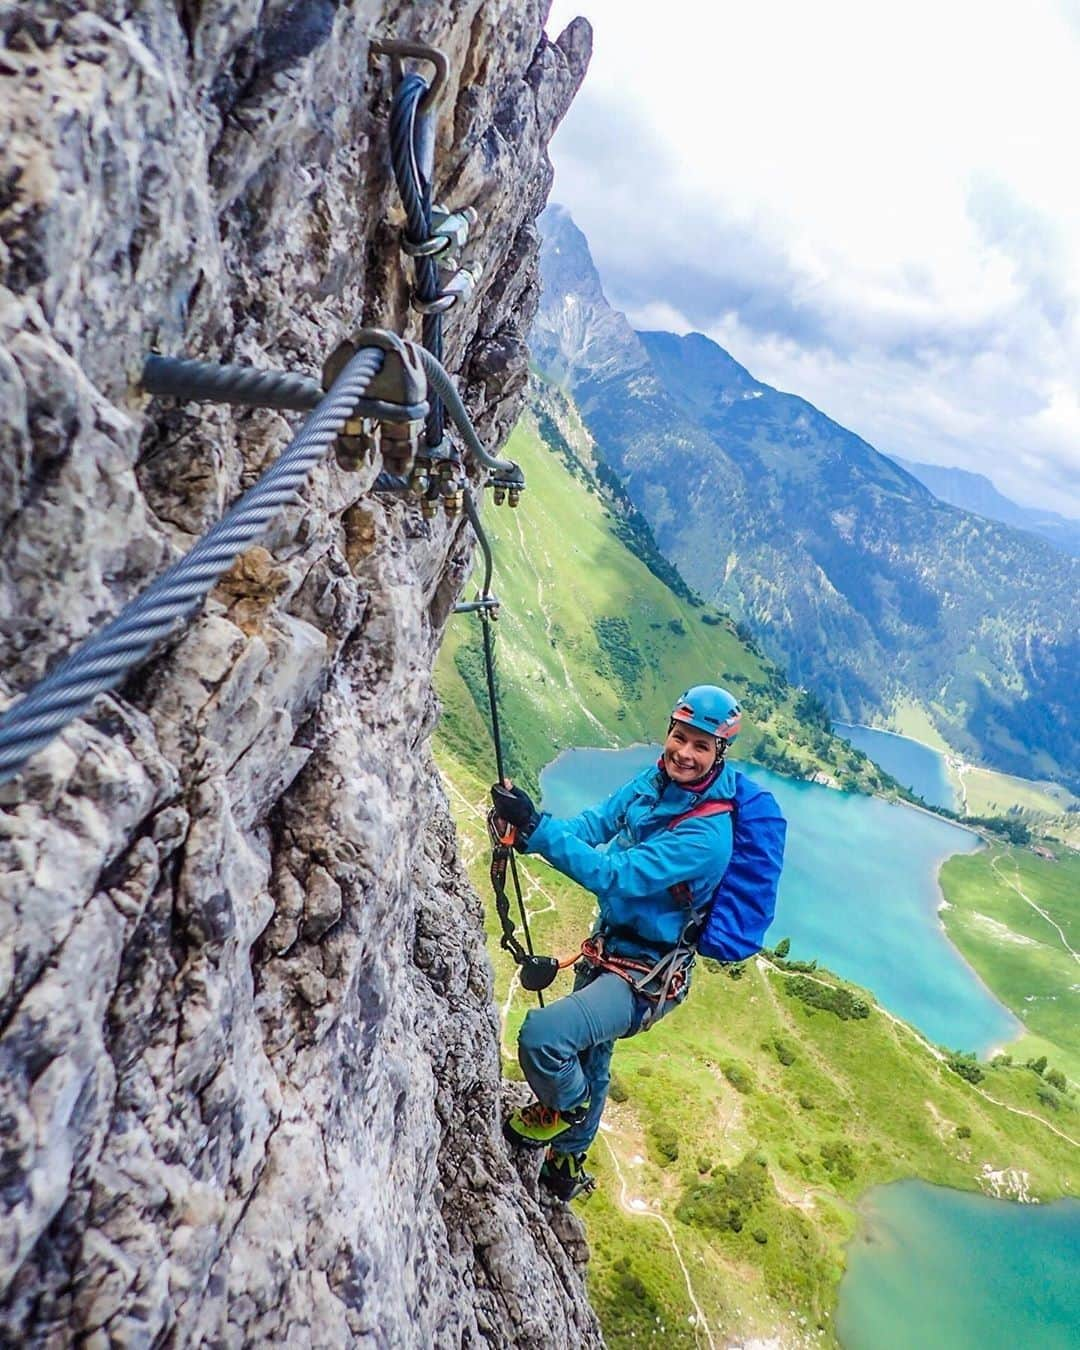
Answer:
[433,395,1078,1346]
[437,394,897,800]
[888,697,1080,847]
[940,846,1080,1085]
[437,752,1079,1347]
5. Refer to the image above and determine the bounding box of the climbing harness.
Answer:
[577,935,695,1026]
[0,36,525,785]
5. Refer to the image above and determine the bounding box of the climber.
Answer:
[490,684,741,1202]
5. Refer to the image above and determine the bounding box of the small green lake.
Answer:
[837,1181,1080,1349]
[835,722,958,812]
[539,745,1019,1053]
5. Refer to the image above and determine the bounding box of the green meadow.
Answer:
[940,846,1080,1085]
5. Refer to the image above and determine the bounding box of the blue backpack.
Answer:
[668,772,787,962]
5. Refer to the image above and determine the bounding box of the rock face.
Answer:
[0,4,598,1345]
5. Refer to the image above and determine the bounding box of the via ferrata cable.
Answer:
[464,491,547,1006]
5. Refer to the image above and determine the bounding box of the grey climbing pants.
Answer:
[516,960,687,1155]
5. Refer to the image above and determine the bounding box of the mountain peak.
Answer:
[638,328,762,406]
[534,206,651,387]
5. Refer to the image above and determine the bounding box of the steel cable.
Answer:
[420,351,521,478]
[0,347,384,782]
[142,350,517,479]
[391,59,538,996]
[389,73,445,449]
[142,354,322,411]
[463,488,542,998]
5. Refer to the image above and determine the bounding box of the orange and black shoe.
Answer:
[503,1098,589,1149]
[539,1150,596,1202]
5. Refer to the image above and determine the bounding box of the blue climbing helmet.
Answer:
[671,685,741,745]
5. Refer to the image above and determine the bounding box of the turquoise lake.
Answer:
[835,722,958,812]
[836,1181,1080,1349]
[539,745,1019,1053]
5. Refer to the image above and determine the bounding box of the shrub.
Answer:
[697,1155,713,1174]
[1037,1088,1060,1112]
[947,1056,984,1085]
[955,1125,971,1139]
[798,1093,815,1111]
[752,1229,769,1245]
[773,937,791,959]
[649,1121,680,1164]
[820,1141,856,1181]
[1026,1056,1048,1077]
[592,615,646,697]
[608,1075,629,1104]
[676,1154,768,1234]
[773,1038,797,1067]
[785,976,870,1021]
[723,1062,754,1094]
[1045,1068,1067,1092]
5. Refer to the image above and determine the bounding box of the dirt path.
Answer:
[598,1130,716,1348]
[948,756,970,813]
[989,853,1078,964]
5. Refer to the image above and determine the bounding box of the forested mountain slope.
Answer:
[534,207,1080,792]
[437,385,894,800]
[890,455,1080,557]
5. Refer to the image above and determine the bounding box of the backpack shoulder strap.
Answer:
[666,799,734,831]
[667,798,735,925]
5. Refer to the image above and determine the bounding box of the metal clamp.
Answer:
[412,266,479,316]
[401,204,479,259]
[323,329,428,472]
[370,37,448,113]
[322,330,427,422]
[488,468,525,507]
[454,594,501,616]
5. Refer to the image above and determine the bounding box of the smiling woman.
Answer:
[492,683,743,1201]
[543,0,1080,518]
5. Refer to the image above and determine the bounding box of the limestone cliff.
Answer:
[0,3,598,1344]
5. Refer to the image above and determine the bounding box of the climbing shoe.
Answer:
[503,1098,589,1149]
[539,1150,596,1203]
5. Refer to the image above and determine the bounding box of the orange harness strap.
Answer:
[576,934,692,1005]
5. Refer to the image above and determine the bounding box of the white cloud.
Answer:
[545,0,1080,516]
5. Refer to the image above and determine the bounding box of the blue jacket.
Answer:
[522,761,736,960]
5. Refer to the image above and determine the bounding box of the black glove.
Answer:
[490,782,540,842]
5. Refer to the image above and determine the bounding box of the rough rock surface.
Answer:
[0,3,598,1345]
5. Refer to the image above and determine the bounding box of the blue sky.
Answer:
[545,0,1080,517]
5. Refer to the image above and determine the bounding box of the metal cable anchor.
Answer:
[370,37,448,113]
[322,329,427,474]
[488,468,526,507]
[400,203,479,258]
[412,264,480,316]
